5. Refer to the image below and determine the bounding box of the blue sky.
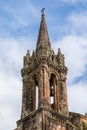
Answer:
[0,0,87,130]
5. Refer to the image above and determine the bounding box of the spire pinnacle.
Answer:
[36,10,51,56]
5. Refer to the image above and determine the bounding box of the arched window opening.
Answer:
[36,86,38,110]
[50,74,56,110]
[33,74,38,110]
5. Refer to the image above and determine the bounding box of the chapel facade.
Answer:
[15,10,87,130]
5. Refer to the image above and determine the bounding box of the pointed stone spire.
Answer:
[36,9,51,56]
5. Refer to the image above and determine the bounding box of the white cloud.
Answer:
[67,11,87,35]
[53,10,87,83]
[0,37,34,130]
[67,81,87,114]
[0,74,21,130]
[0,3,40,30]
[61,0,87,4]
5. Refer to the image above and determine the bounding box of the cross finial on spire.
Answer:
[41,8,45,14]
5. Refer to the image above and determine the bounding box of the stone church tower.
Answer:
[15,11,87,130]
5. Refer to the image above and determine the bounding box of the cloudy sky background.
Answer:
[0,0,87,130]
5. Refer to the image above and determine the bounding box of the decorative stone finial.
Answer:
[85,112,87,117]
[32,50,35,57]
[26,50,30,56]
[27,50,29,54]
[41,8,45,14]
[58,48,61,54]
